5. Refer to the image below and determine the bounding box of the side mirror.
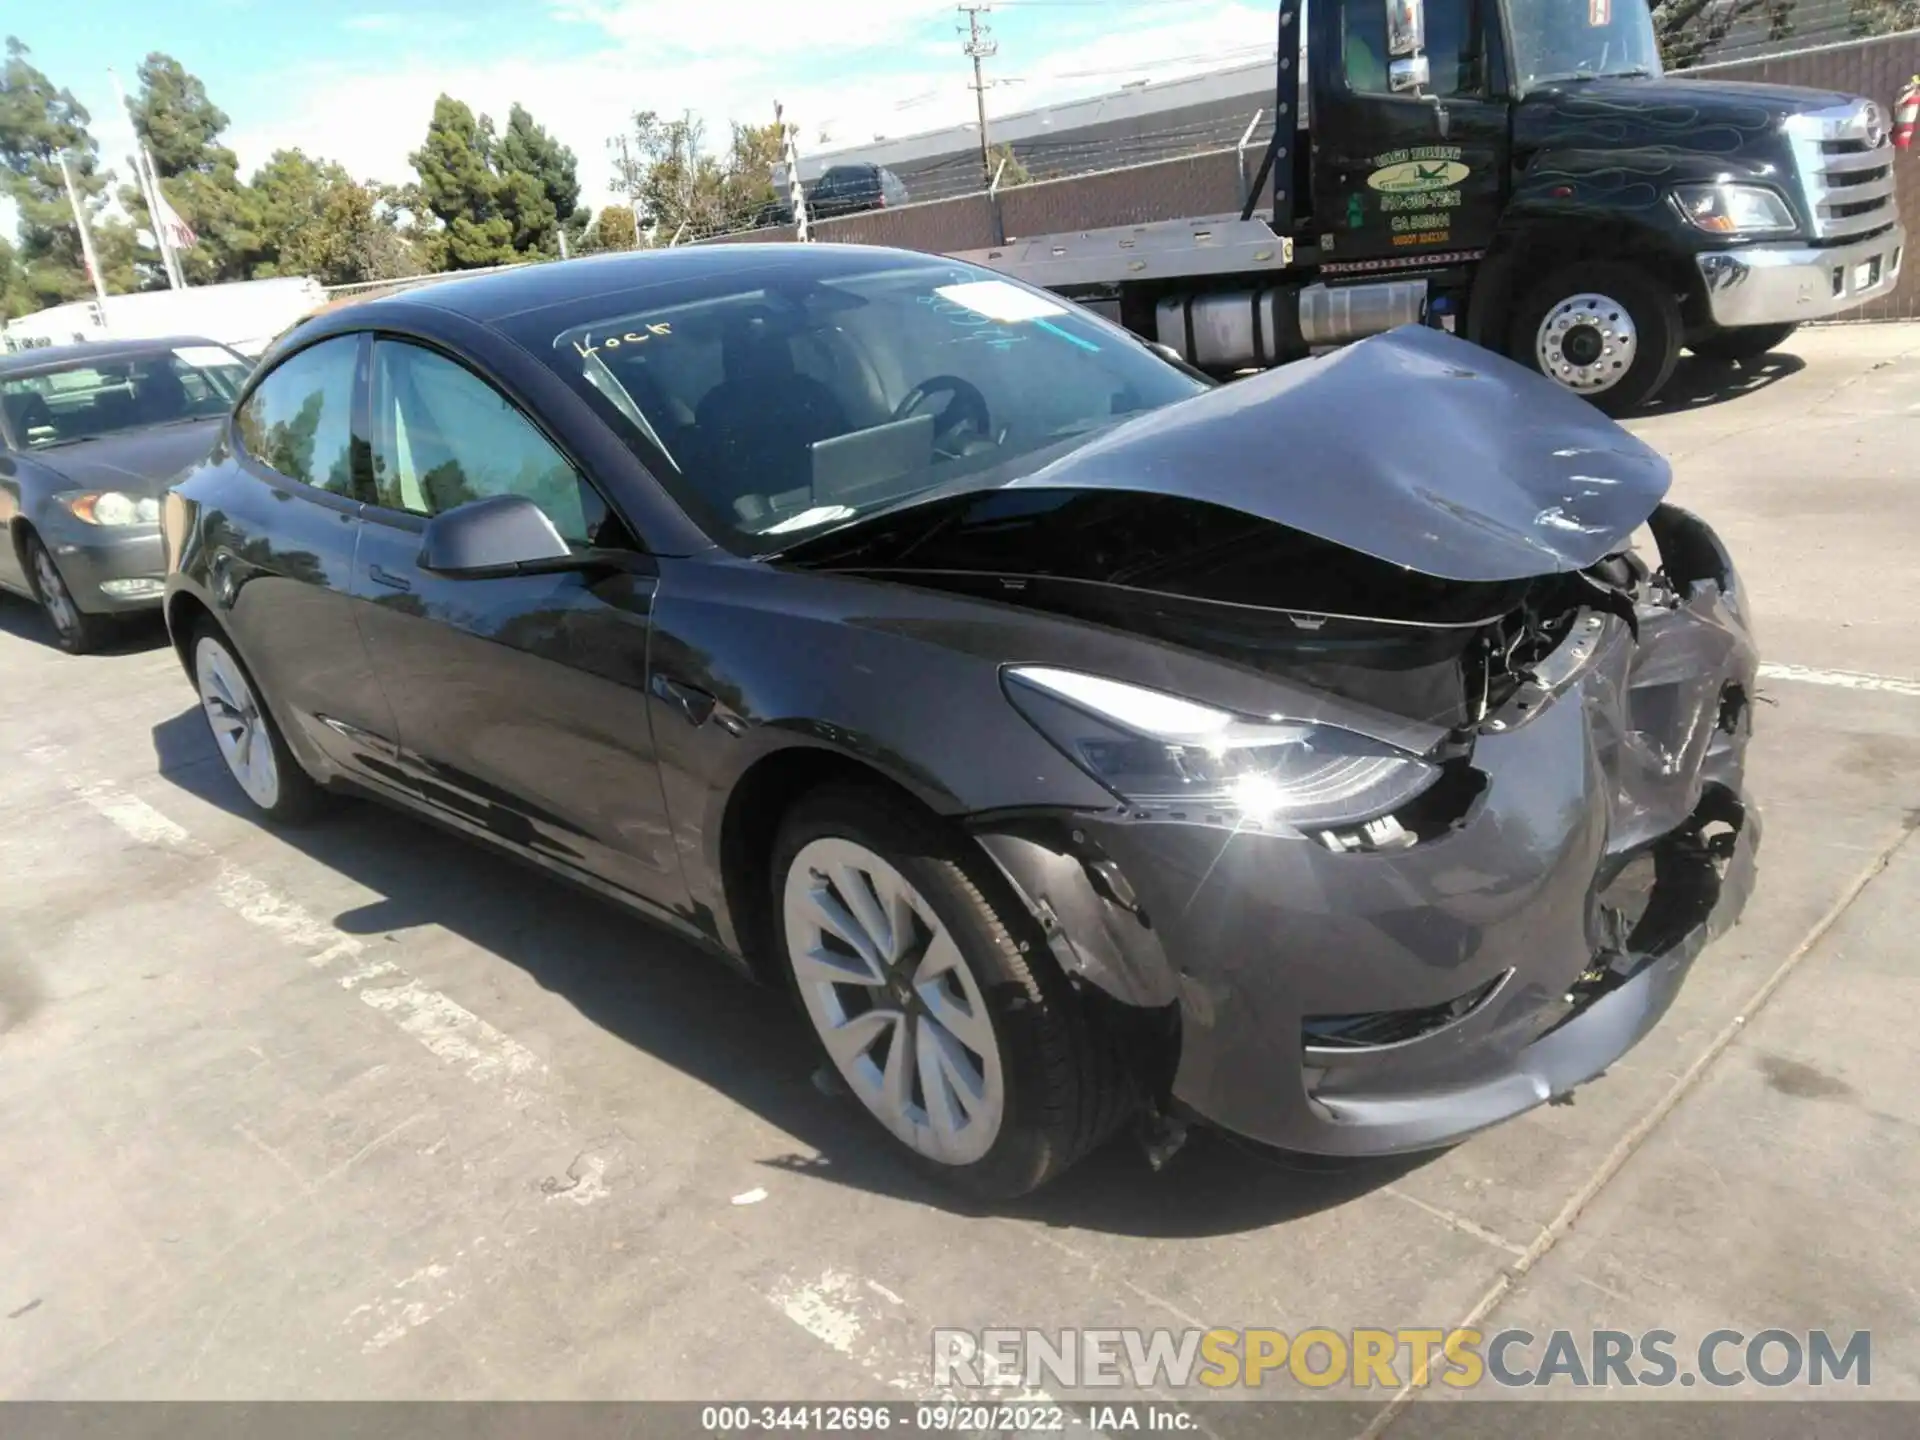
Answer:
[1390,55,1432,93]
[419,494,573,578]
[1386,0,1425,56]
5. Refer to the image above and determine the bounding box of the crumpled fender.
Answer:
[971,824,1181,1011]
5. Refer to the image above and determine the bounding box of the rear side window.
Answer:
[236,336,362,495]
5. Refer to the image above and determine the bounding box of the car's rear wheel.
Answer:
[1687,322,1799,363]
[192,624,321,823]
[772,784,1130,1198]
[24,532,112,655]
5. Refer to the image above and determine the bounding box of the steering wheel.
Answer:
[892,375,991,449]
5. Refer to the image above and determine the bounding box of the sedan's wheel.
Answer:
[786,835,1007,1164]
[24,533,111,654]
[1509,261,1681,416]
[192,625,320,823]
[773,784,1132,1198]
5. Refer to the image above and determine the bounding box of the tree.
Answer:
[0,233,33,321]
[122,52,260,283]
[249,147,352,274]
[494,103,588,257]
[408,95,517,269]
[610,111,790,242]
[278,177,419,285]
[988,142,1030,188]
[583,204,638,253]
[0,36,134,306]
[1850,0,1920,34]
[1654,0,1793,69]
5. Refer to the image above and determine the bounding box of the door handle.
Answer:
[368,563,412,593]
[650,674,716,727]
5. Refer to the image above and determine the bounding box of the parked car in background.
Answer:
[808,163,912,219]
[0,336,253,652]
[161,246,1758,1198]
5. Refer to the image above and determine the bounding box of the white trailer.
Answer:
[3,276,326,358]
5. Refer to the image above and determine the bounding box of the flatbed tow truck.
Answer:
[944,0,1904,411]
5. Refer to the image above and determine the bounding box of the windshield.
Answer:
[538,255,1207,552]
[1506,0,1662,89]
[0,345,251,449]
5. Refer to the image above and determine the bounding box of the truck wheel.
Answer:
[1509,261,1681,416]
[1688,323,1799,363]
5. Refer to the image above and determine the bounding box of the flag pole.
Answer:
[109,67,183,289]
[56,151,111,318]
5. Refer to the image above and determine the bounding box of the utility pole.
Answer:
[959,4,997,189]
[775,100,810,241]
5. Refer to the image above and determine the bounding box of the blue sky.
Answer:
[9,0,1275,237]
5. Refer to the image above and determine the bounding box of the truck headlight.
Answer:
[1003,666,1439,828]
[1672,183,1797,237]
[58,491,162,527]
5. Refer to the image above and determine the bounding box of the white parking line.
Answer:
[26,745,548,1107]
[1758,662,1920,697]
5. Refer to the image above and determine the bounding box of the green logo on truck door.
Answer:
[1367,158,1471,193]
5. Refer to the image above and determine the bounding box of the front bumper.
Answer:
[44,524,166,614]
[978,507,1759,1156]
[1696,223,1905,328]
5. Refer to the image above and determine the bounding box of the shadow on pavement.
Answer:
[1637,350,1805,416]
[149,704,1430,1237]
[0,592,171,655]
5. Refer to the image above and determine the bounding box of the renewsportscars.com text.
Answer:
[932,1327,1872,1391]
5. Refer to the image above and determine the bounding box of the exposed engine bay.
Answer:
[782,484,1683,732]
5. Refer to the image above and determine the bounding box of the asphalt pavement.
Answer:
[1,325,1915,1420]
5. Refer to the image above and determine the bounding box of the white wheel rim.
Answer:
[196,637,281,811]
[783,837,1006,1165]
[1536,292,1639,394]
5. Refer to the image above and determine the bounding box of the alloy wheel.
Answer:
[1536,292,1639,395]
[30,543,81,643]
[783,836,1006,1165]
[195,636,281,811]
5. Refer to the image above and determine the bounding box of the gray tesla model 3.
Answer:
[161,245,1758,1197]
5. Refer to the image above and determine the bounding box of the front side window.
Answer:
[235,336,361,494]
[1,344,251,449]
[367,340,608,547]
[524,253,1206,553]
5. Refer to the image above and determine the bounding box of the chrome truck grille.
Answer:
[1786,100,1899,243]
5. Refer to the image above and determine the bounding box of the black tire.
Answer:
[1508,260,1682,416]
[189,619,325,824]
[1688,322,1799,363]
[771,782,1133,1199]
[22,531,115,655]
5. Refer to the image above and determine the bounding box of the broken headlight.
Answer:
[1003,666,1440,828]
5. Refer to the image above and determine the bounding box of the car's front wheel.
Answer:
[24,532,112,654]
[772,784,1130,1198]
[192,624,321,823]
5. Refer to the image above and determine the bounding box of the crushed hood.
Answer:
[27,417,223,497]
[998,326,1670,583]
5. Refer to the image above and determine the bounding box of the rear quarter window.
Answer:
[235,336,362,495]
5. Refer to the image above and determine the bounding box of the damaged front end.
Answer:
[780,328,1760,1156]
